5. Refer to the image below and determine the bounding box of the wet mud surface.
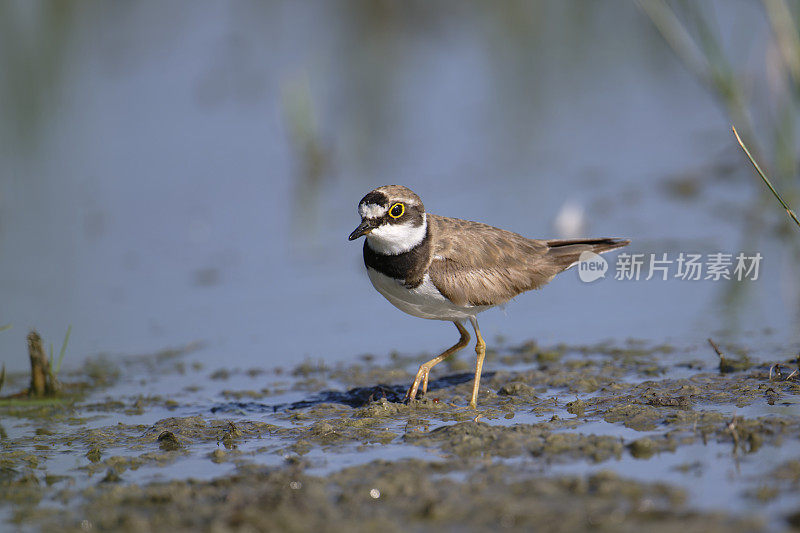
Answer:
[1,339,799,531]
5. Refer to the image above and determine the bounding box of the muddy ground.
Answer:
[1,339,799,532]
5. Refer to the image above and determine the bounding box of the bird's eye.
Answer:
[389,203,405,218]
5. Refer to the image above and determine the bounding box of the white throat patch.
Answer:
[358,203,387,219]
[366,213,427,255]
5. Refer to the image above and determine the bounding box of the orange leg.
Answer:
[405,321,470,402]
[468,316,486,409]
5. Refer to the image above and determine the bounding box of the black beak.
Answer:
[349,219,377,240]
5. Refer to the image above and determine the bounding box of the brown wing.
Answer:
[427,214,629,307]
[427,215,554,306]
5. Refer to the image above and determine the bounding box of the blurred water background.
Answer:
[1,0,799,373]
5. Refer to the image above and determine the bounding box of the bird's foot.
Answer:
[404,367,429,403]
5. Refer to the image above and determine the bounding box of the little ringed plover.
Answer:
[348,185,629,408]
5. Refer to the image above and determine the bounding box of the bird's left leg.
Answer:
[468,316,486,409]
[421,321,470,394]
[405,321,470,402]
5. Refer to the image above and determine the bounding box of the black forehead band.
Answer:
[360,191,388,207]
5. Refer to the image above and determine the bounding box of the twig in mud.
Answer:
[708,338,725,360]
[708,338,734,374]
[770,362,785,381]
[707,338,750,374]
[732,125,800,231]
[768,362,799,382]
[28,331,58,396]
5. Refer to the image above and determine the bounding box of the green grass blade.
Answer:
[733,125,800,230]
[55,325,72,375]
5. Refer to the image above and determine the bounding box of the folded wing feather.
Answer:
[427,214,629,307]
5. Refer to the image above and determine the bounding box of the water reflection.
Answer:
[0,1,797,373]
[0,2,75,154]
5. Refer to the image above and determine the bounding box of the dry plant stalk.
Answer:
[733,125,800,230]
[27,330,59,396]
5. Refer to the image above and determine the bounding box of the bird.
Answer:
[348,185,629,409]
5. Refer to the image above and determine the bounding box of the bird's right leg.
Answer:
[468,316,486,409]
[405,321,470,402]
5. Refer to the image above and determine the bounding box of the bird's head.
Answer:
[348,185,427,255]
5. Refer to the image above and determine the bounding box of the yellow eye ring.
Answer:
[389,203,405,218]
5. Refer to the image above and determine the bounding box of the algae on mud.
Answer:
[39,460,761,533]
[1,338,799,531]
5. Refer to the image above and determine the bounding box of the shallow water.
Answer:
[0,1,797,376]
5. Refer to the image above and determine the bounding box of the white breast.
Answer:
[366,268,492,321]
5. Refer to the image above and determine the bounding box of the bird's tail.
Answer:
[544,238,630,270]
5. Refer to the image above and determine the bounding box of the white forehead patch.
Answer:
[359,203,388,219]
